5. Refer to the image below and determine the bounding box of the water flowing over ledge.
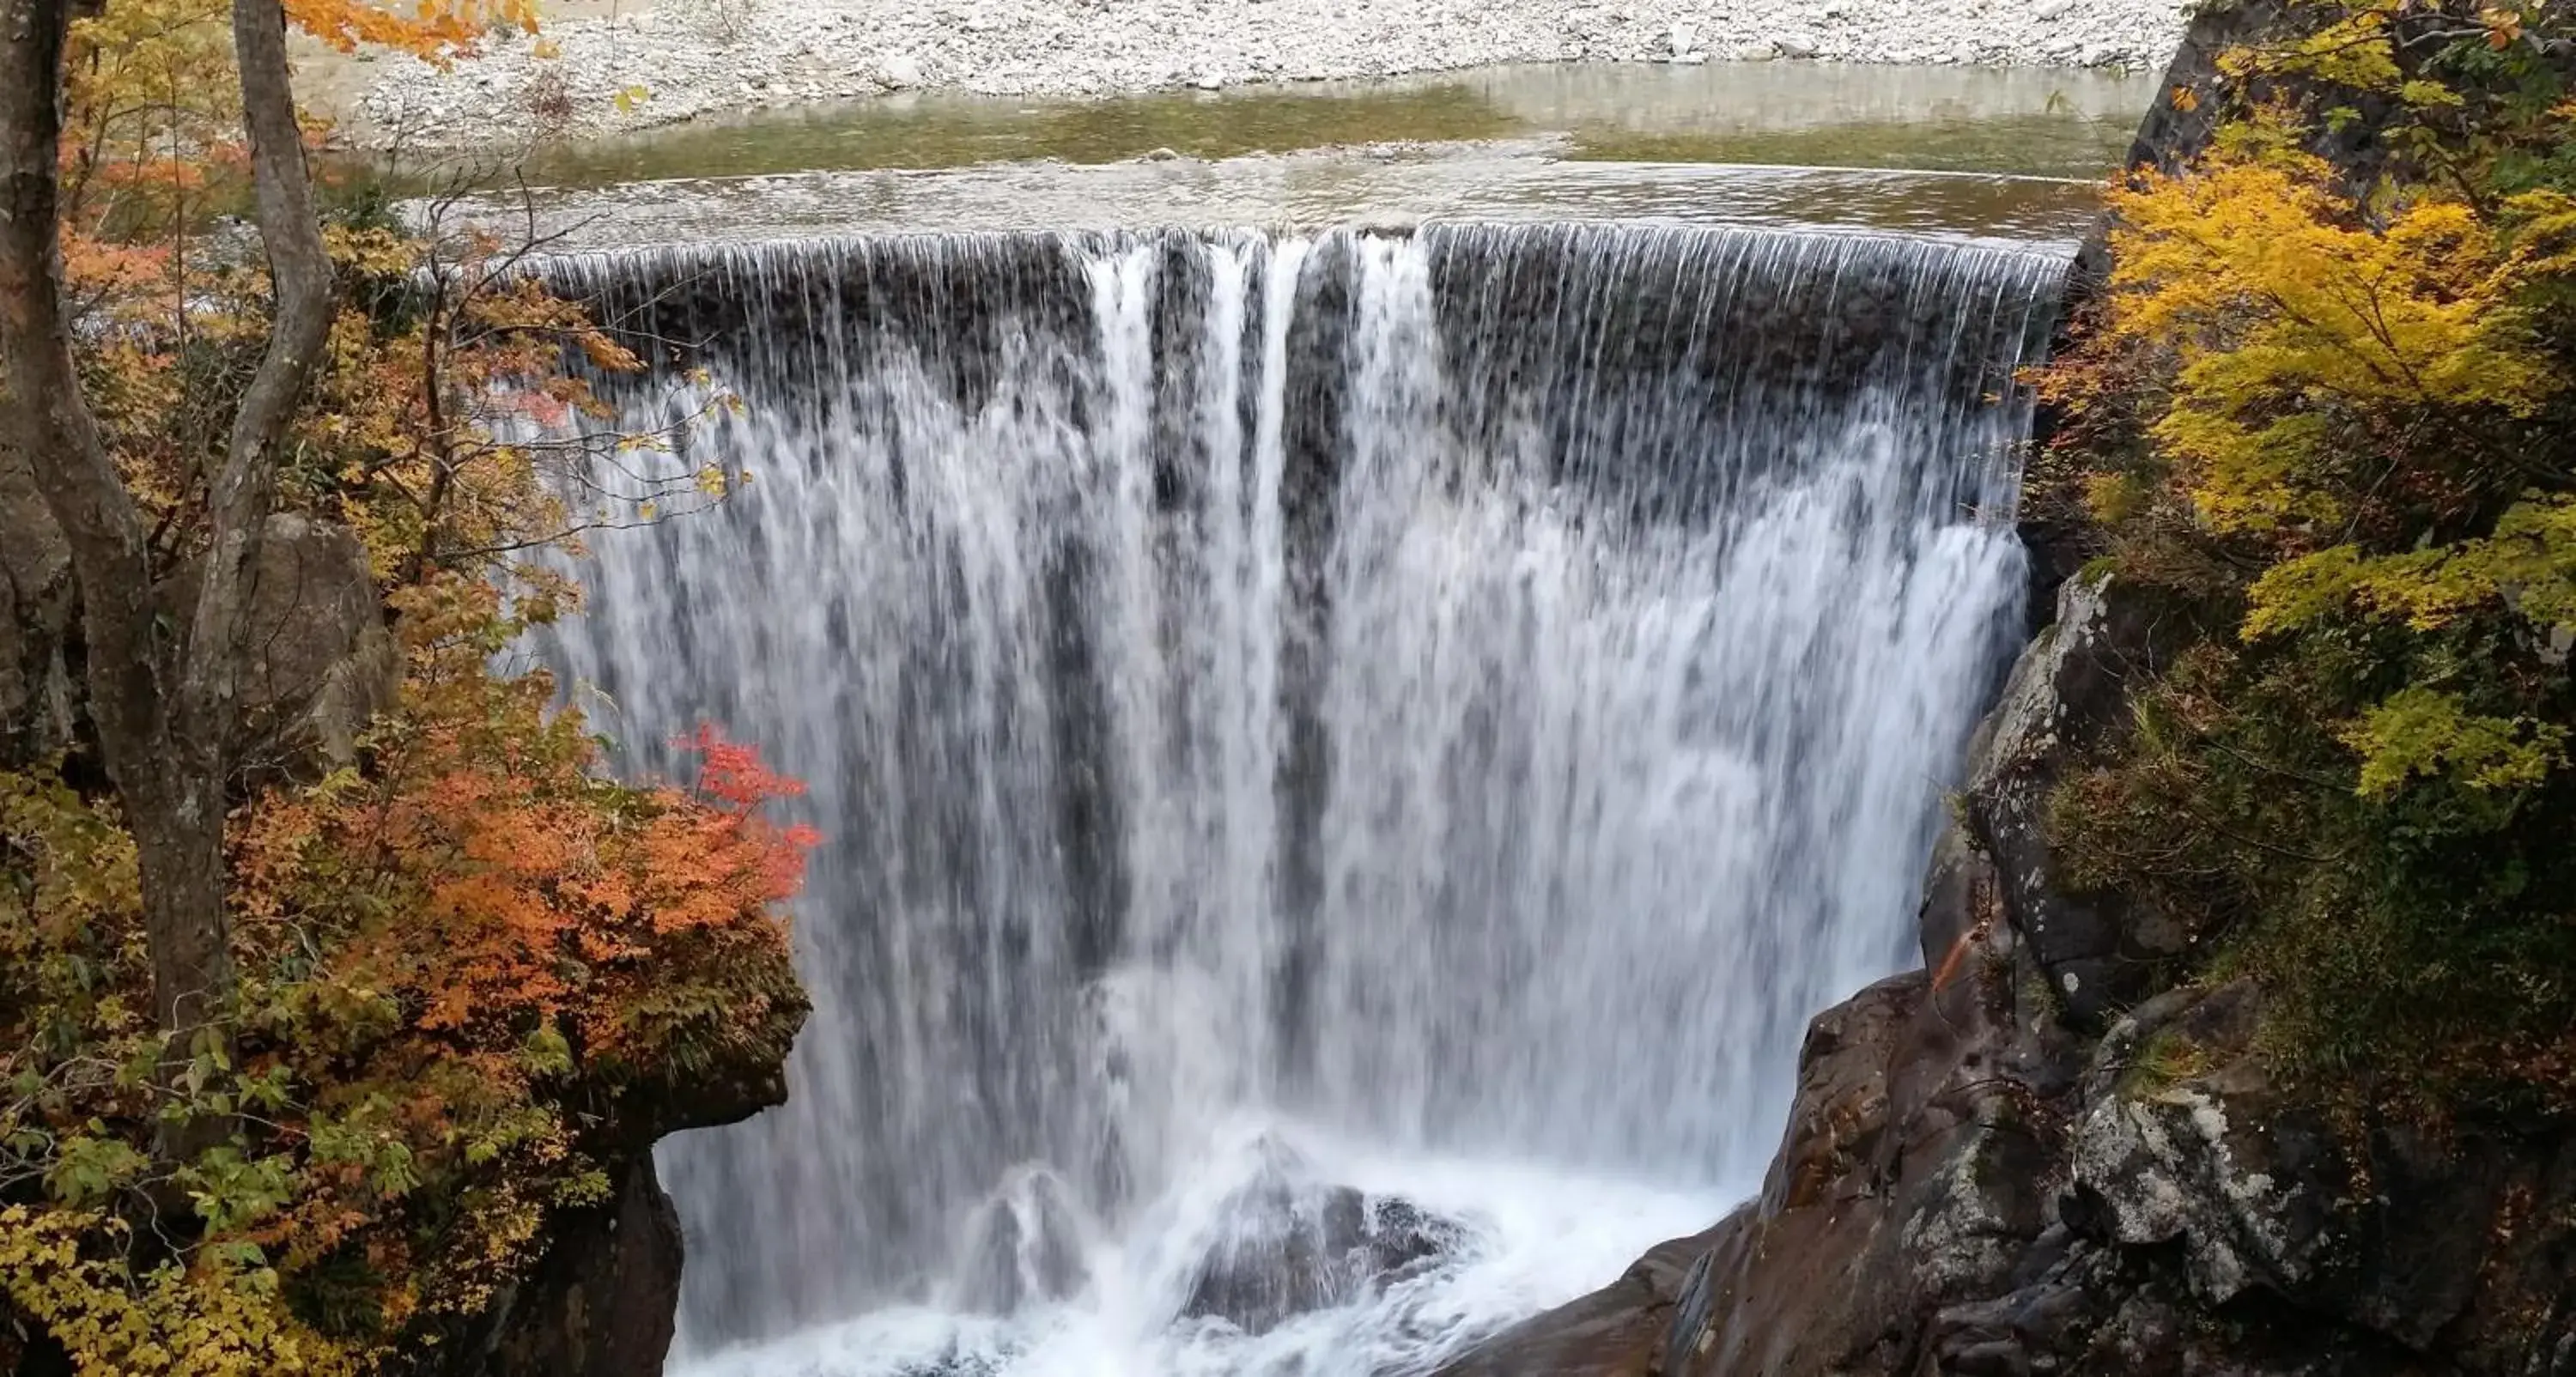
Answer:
[436,155,2108,255]
[529,221,2067,1374]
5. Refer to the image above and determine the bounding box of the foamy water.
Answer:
[536,223,2061,1373]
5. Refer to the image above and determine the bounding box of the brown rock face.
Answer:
[1439,1227,1732,1377]
[163,513,401,779]
[471,1158,691,1377]
[1444,563,2576,1377]
[1668,899,2081,1377]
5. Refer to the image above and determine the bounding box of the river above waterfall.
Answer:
[406,61,2146,248]
[496,62,2151,185]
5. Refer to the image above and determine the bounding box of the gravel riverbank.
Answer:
[338,0,2187,152]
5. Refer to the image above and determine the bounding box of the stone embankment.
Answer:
[337,0,2186,149]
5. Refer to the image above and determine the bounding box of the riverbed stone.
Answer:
[1181,1138,1464,1334]
[333,0,2191,149]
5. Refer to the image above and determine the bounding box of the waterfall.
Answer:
[534,222,2065,1373]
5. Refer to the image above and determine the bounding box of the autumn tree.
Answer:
[3,0,336,1155]
[1,2,804,1368]
[0,0,586,1156]
[2035,0,2576,1111]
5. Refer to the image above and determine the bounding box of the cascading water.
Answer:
[533,221,2066,1374]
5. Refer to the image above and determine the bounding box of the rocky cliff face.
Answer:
[1656,568,2575,1377]
[427,1055,798,1377]
[1439,6,2576,1372]
[1445,567,2576,1377]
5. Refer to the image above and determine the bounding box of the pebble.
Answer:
[348,0,2188,149]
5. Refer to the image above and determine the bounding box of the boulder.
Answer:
[1181,1138,1462,1334]
[7,495,400,782]
[2060,983,2337,1304]
[182,513,402,779]
[1965,571,2192,1029]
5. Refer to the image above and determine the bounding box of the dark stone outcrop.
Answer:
[1180,1137,1465,1335]
[430,1028,800,1377]
[466,1157,690,1377]
[2123,0,2290,178]
[1448,563,2576,1377]
[1908,972,2576,1377]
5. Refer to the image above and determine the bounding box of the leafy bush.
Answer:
[3,587,810,1372]
[3,3,803,1368]
[2033,0,2576,1117]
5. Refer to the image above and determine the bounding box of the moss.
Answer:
[2119,1028,2218,1099]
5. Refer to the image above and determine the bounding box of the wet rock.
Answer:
[434,932,805,1377]
[1180,1139,1462,1334]
[1437,1226,1724,1376]
[469,1156,687,1377]
[1659,958,2076,1377]
[1965,570,2190,1029]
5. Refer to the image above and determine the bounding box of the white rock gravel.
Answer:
[343,0,2188,151]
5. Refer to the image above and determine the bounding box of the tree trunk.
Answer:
[130,768,237,1046]
[0,0,336,1157]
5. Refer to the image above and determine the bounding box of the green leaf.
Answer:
[2341,687,2570,798]
[44,1135,146,1207]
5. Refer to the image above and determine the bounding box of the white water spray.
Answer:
[536,223,2064,1374]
